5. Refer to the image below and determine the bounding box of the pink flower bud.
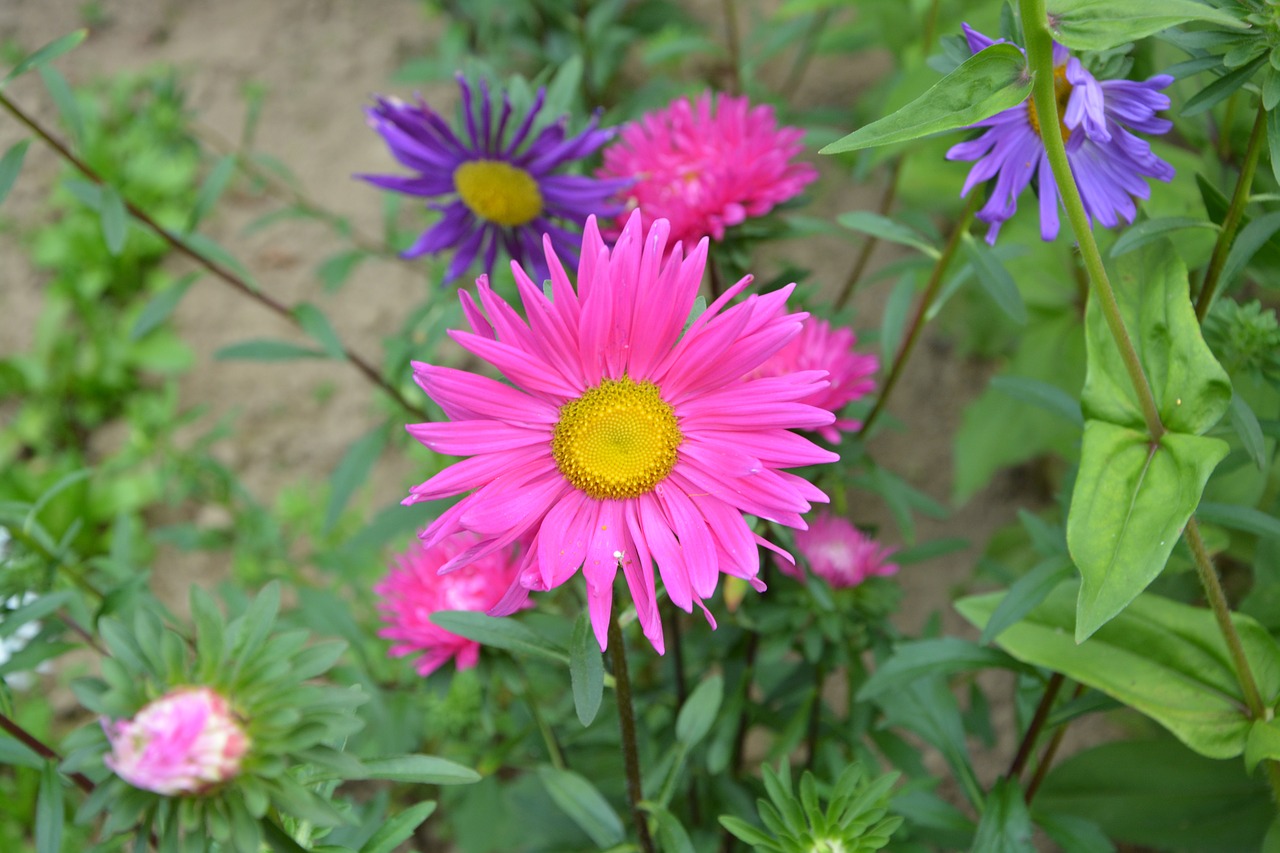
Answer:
[786,512,899,589]
[104,686,249,796]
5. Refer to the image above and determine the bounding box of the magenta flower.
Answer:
[360,75,628,284]
[753,318,878,442]
[375,534,526,676]
[786,512,899,588]
[946,24,1174,243]
[103,687,249,796]
[597,92,818,248]
[404,211,839,652]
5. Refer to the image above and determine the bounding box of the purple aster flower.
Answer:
[360,75,630,284]
[946,24,1174,244]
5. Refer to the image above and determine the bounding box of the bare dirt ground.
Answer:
[0,0,1113,826]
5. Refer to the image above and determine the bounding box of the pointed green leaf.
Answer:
[294,303,346,360]
[0,138,30,205]
[357,755,479,785]
[676,673,724,747]
[188,154,237,231]
[820,44,1030,153]
[972,778,1035,853]
[429,611,568,664]
[858,638,1031,700]
[1196,502,1280,540]
[38,66,83,147]
[359,801,437,853]
[1245,719,1280,774]
[962,234,1026,324]
[323,424,386,533]
[1068,422,1228,640]
[35,761,64,853]
[569,612,604,726]
[131,273,199,340]
[3,30,87,85]
[1229,392,1267,470]
[1109,216,1219,258]
[214,339,329,361]
[1046,0,1245,52]
[100,184,128,255]
[1220,210,1280,292]
[980,555,1075,644]
[956,582,1280,758]
[837,211,939,258]
[536,766,625,848]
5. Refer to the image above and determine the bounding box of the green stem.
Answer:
[1020,0,1164,442]
[857,193,978,436]
[0,712,95,794]
[608,611,656,853]
[720,0,742,95]
[516,661,567,770]
[782,10,831,94]
[804,653,827,771]
[1195,102,1267,321]
[835,155,904,311]
[922,0,941,53]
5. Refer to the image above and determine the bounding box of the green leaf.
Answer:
[0,138,30,205]
[676,673,724,747]
[357,755,480,785]
[317,249,368,293]
[820,43,1031,153]
[1196,502,1280,540]
[972,778,1035,853]
[358,801,437,853]
[323,424,386,533]
[1269,107,1280,188]
[980,556,1075,645]
[1183,56,1268,117]
[858,638,1031,700]
[836,211,939,258]
[956,582,1280,759]
[429,611,568,664]
[0,590,72,640]
[880,272,916,363]
[131,273,199,340]
[38,66,82,147]
[3,30,87,85]
[1068,422,1228,641]
[214,339,329,361]
[1045,0,1244,52]
[990,375,1083,427]
[536,766,625,848]
[294,303,347,360]
[35,761,63,853]
[647,804,696,853]
[1033,813,1116,853]
[1229,393,1267,470]
[100,184,128,255]
[1220,210,1280,291]
[962,234,1026,324]
[569,612,604,727]
[1245,719,1280,774]
[187,154,237,231]
[1109,216,1219,258]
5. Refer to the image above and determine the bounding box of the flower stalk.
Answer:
[608,610,656,853]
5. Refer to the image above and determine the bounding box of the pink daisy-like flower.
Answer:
[103,687,249,796]
[754,318,878,443]
[375,534,526,676]
[404,211,839,652]
[786,512,898,588]
[598,92,818,247]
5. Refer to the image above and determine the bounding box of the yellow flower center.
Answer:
[551,378,683,500]
[1027,65,1073,143]
[453,159,543,227]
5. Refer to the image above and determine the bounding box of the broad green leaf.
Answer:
[358,802,437,853]
[35,761,63,853]
[972,778,1035,853]
[956,582,1280,758]
[131,273,199,340]
[536,766,625,848]
[294,303,347,360]
[429,611,568,664]
[569,612,604,726]
[1109,216,1218,258]
[962,234,1026,324]
[1046,0,1244,52]
[1037,739,1273,850]
[323,424,386,533]
[1245,719,1280,774]
[676,672,723,747]
[0,139,30,205]
[3,30,87,85]
[820,44,1030,153]
[215,339,329,361]
[358,755,479,785]
[980,556,1075,645]
[100,184,128,255]
[837,211,939,258]
[1196,502,1280,540]
[1081,246,1231,435]
[858,638,1031,700]
[1068,422,1228,640]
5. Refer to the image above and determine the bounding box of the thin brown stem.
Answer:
[0,712,95,794]
[1024,683,1084,803]
[708,252,725,300]
[720,0,742,95]
[1007,672,1065,780]
[0,90,428,420]
[835,156,904,311]
[608,611,656,853]
[782,10,831,94]
[857,193,978,436]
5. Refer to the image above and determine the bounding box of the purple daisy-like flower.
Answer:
[946,24,1174,244]
[360,75,630,284]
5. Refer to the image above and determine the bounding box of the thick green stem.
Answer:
[608,611,656,853]
[1020,0,1164,442]
[1195,103,1267,321]
[857,193,978,436]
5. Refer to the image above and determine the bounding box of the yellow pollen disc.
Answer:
[1027,65,1073,143]
[453,159,543,227]
[552,378,683,500]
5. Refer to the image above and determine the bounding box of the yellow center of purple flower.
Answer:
[1027,65,1073,143]
[551,378,683,500]
[453,160,543,227]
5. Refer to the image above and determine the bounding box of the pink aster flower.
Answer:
[754,318,878,442]
[787,512,899,588]
[598,92,818,247]
[103,687,249,796]
[404,210,839,653]
[375,534,526,676]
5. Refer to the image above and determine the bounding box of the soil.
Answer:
[0,0,1116,842]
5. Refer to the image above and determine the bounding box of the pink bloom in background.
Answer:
[404,211,838,653]
[103,687,249,796]
[786,512,898,588]
[598,92,818,247]
[375,534,525,676]
[754,318,878,442]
